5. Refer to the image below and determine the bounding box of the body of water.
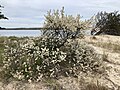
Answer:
[0,30,41,37]
[0,30,91,37]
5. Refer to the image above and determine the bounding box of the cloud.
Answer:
[0,0,120,28]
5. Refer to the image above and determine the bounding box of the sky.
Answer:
[0,0,120,28]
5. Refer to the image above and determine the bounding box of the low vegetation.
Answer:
[0,37,6,66]
[2,36,104,82]
[84,36,120,53]
[82,83,109,90]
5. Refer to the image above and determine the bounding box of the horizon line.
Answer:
[0,27,46,30]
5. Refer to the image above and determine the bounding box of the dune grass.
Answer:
[84,36,120,53]
[82,83,109,90]
[88,41,120,53]
[0,37,6,66]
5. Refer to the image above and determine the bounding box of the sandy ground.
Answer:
[81,35,120,90]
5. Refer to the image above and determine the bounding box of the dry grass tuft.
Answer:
[82,83,109,90]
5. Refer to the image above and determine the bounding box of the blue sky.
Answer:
[0,0,120,28]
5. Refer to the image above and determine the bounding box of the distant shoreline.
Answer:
[1,27,44,30]
[0,30,41,37]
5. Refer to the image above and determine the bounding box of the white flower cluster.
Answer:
[2,37,104,82]
[43,7,86,39]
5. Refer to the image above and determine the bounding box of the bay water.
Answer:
[0,30,41,37]
[0,30,91,37]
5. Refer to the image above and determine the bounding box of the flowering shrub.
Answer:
[2,37,104,82]
[43,7,91,39]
